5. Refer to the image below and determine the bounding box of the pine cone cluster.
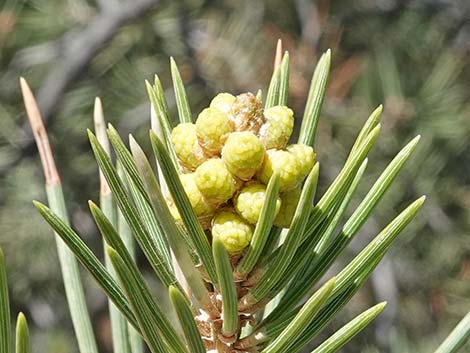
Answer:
[169,92,315,253]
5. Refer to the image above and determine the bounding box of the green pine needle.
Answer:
[150,132,218,284]
[262,278,335,353]
[170,57,193,123]
[241,164,320,309]
[298,49,331,147]
[236,173,280,278]
[88,130,178,288]
[0,246,11,353]
[33,201,139,330]
[213,238,239,337]
[169,286,206,353]
[310,302,386,353]
[434,313,470,353]
[15,313,30,353]
[107,247,169,353]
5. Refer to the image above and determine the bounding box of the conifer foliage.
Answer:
[0,41,468,353]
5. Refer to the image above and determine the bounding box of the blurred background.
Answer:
[0,0,469,352]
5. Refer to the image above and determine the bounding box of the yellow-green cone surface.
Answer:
[167,198,182,223]
[222,131,265,180]
[234,183,281,225]
[195,158,236,203]
[274,187,301,228]
[167,173,215,229]
[212,210,253,253]
[287,144,315,179]
[171,123,207,171]
[169,92,316,236]
[180,173,215,217]
[196,107,233,155]
[229,92,265,134]
[259,106,294,149]
[210,92,236,114]
[258,149,301,191]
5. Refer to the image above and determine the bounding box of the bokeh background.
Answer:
[1,0,469,352]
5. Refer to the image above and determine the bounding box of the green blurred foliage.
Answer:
[0,0,469,352]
